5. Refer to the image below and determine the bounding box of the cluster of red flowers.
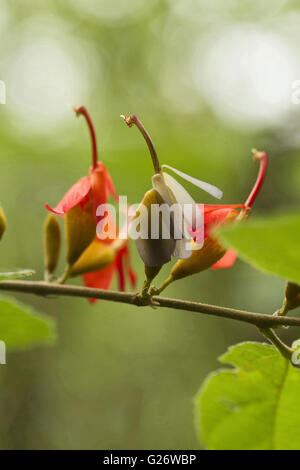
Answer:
[44,107,268,300]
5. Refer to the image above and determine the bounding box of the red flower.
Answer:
[193,150,268,269]
[45,106,119,268]
[203,204,244,269]
[83,241,137,303]
[153,150,268,295]
[46,106,118,222]
[69,210,137,302]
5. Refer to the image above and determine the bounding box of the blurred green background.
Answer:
[1,0,300,449]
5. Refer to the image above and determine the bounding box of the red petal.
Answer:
[203,204,246,214]
[211,249,237,269]
[96,209,118,243]
[103,165,119,201]
[204,208,237,237]
[188,205,245,242]
[116,244,137,291]
[190,208,236,241]
[82,261,116,304]
[129,268,137,288]
[46,176,91,215]
[89,162,119,225]
[90,164,107,222]
[91,162,118,202]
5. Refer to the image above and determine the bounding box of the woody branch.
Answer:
[0,280,299,331]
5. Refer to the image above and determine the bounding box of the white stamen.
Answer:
[162,164,223,200]
[162,172,203,231]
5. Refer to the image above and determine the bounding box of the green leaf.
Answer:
[218,212,300,284]
[0,269,35,280]
[195,342,300,450]
[0,296,56,350]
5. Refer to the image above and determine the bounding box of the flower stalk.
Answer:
[57,263,73,285]
[245,150,268,208]
[121,114,161,174]
[74,105,98,170]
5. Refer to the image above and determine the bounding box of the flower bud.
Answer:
[71,238,115,277]
[65,200,96,265]
[132,188,176,268]
[170,237,226,281]
[0,206,6,240]
[280,281,300,314]
[43,214,61,275]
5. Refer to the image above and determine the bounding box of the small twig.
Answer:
[259,328,293,360]
[0,280,300,330]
